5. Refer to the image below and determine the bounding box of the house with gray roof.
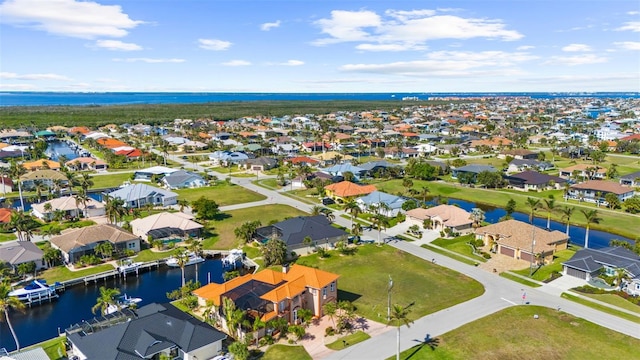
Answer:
[242,157,278,171]
[50,224,140,263]
[253,215,348,252]
[107,183,178,208]
[161,170,206,189]
[356,191,406,217]
[0,241,45,270]
[563,247,640,296]
[620,171,640,187]
[67,303,226,360]
[451,164,499,183]
[504,171,566,192]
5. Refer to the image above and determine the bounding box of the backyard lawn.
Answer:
[89,172,133,189]
[391,306,640,360]
[202,204,307,249]
[513,248,576,282]
[40,264,115,283]
[431,234,487,263]
[261,345,311,360]
[295,245,484,322]
[133,248,178,262]
[175,183,266,205]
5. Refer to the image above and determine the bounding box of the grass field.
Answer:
[391,306,640,359]
[202,204,306,249]
[175,183,266,205]
[40,264,115,283]
[325,331,371,350]
[513,248,576,282]
[431,235,487,263]
[295,245,484,322]
[0,232,17,242]
[22,336,66,360]
[373,179,639,239]
[569,291,640,315]
[499,272,542,288]
[133,248,178,262]
[261,344,312,360]
[561,293,640,324]
[419,244,479,266]
[89,172,133,189]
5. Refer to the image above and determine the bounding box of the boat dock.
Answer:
[59,260,162,287]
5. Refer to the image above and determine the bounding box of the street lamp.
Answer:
[387,275,393,321]
[529,223,536,277]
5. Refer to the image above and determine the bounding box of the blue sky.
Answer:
[0,0,638,92]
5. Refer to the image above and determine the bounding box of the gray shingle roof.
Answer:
[256,215,348,247]
[563,247,640,278]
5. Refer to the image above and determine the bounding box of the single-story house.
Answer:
[67,303,227,360]
[559,164,607,180]
[50,224,141,263]
[0,241,45,270]
[322,163,365,180]
[242,157,278,172]
[161,170,206,189]
[107,183,178,208]
[507,159,554,173]
[324,181,377,203]
[358,160,400,177]
[22,159,61,171]
[451,164,499,182]
[65,157,108,172]
[253,215,348,252]
[194,264,339,334]
[406,205,473,234]
[130,212,203,241]
[504,171,567,192]
[620,171,640,187]
[209,151,249,166]
[356,191,406,217]
[31,196,106,221]
[498,149,539,160]
[133,166,179,181]
[475,219,569,264]
[0,175,14,194]
[19,170,69,191]
[566,180,635,205]
[563,246,640,296]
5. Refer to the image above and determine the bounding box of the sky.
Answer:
[0,0,639,92]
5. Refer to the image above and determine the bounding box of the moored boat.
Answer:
[9,279,60,302]
[105,294,142,315]
[165,252,205,267]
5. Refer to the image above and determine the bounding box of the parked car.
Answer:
[321,197,335,205]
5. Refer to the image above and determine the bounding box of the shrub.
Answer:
[481,252,492,259]
[325,326,335,337]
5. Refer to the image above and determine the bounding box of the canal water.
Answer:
[45,140,81,162]
[0,261,224,352]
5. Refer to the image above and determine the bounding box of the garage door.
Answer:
[520,252,533,262]
[566,267,587,279]
[500,247,515,257]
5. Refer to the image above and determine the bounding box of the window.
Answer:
[293,309,298,323]
[322,287,327,297]
[128,242,136,249]
[279,301,285,312]
[330,282,335,292]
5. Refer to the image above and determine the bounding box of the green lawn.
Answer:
[372,179,639,239]
[23,336,66,360]
[175,183,266,205]
[569,291,640,315]
[40,264,115,283]
[89,172,133,189]
[325,331,371,350]
[254,178,281,190]
[0,232,17,242]
[261,344,312,360]
[391,306,640,359]
[513,248,576,282]
[202,204,307,249]
[419,244,479,266]
[499,272,542,288]
[431,235,487,263]
[133,248,178,262]
[296,245,484,322]
[561,293,640,324]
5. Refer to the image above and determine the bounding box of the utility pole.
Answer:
[529,224,536,277]
[387,275,393,321]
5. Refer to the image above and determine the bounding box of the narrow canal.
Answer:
[1,261,224,352]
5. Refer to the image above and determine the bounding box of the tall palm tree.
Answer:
[343,200,361,228]
[105,195,126,225]
[74,189,90,218]
[417,186,430,207]
[188,240,203,283]
[9,160,26,211]
[388,304,414,360]
[310,205,324,216]
[581,209,602,249]
[561,206,574,237]
[0,279,26,351]
[174,247,190,287]
[92,286,121,315]
[542,197,557,229]
[525,197,541,224]
[177,199,190,212]
[371,214,389,245]
[469,208,485,229]
[78,172,94,193]
[351,223,363,239]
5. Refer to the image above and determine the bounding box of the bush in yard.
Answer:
[325,326,336,337]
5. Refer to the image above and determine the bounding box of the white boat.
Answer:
[166,252,205,267]
[222,249,244,268]
[117,259,143,274]
[105,294,142,315]
[9,279,59,301]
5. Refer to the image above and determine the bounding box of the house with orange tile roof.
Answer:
[468,137,514,150]
[22,159,61,171]
[96,137,128,149]
[324,181,377,203]
[558,164,607,180]
[193,264,339,336]
[0,208,12,224]
[68,126,91,135]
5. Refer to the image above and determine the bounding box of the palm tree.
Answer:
[371,214,389,245]
[469,208,485,229]
[9,210,33,242]
[542,197,557,229]
[105,195,126,225]
[417,186,430,207]
[177,199,190,212]
[174,247,190,287]
[561,206,574,237]
[614,268,630,290]
[188,240,203,282]
[526,197,541,224]
[74,189,90,218]
[351,223,363,239]
[9,160,26,211]
[78,172,94,193]
[0,279,26,351]
[95,241,114,259]
[310,205,324,216]
[581,209,602,249]
[343,200,361,228]
[43,202,53,219]
[388,304,414,360]
[92,286,121,315]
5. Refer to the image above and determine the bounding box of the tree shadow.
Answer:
[213,212,231,221]
[338,289,361,303]
[404,334,440,359]
[355,317,369,332]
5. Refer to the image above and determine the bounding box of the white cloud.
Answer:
[0,0,142,39]
[113,58,185,63]
[562,43,592,52]
[198,38,232,50]
[280,60,304,66]
[260,20,281,31]
[222,60,251,66]
[616,21,640,32]
[95,40,142,51]
[627,11,639,15]
[517,45,535,50]
[313,9,523,50]
[0,71,71,81]
[614,41,640,50]
[544,54,608,66]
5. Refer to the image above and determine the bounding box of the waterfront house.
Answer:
[0,241,45,271]
[31,196,106,221]
[324,181,377,203]
[356,191,406,217]
[107,183,178,208]
[475,219,569,264]
[50,224,140,263]
[504,171,567,192]
[507,159,554,173]
[193,264,339,336]
[22,159,61,171]
[563,247,640,296]
[559,164,607,180]
[67,303,226,360]
[406,205,473,234]
[161,170,206,189]
[620,171,640,187]
[19,170,69,191]
[451,164,499,183]
[130,212,203,242]
[65,157,108,172]
[566,180,635,205]
[253,215,348,252]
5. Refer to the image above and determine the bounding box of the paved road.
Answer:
[160,151,640,359]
